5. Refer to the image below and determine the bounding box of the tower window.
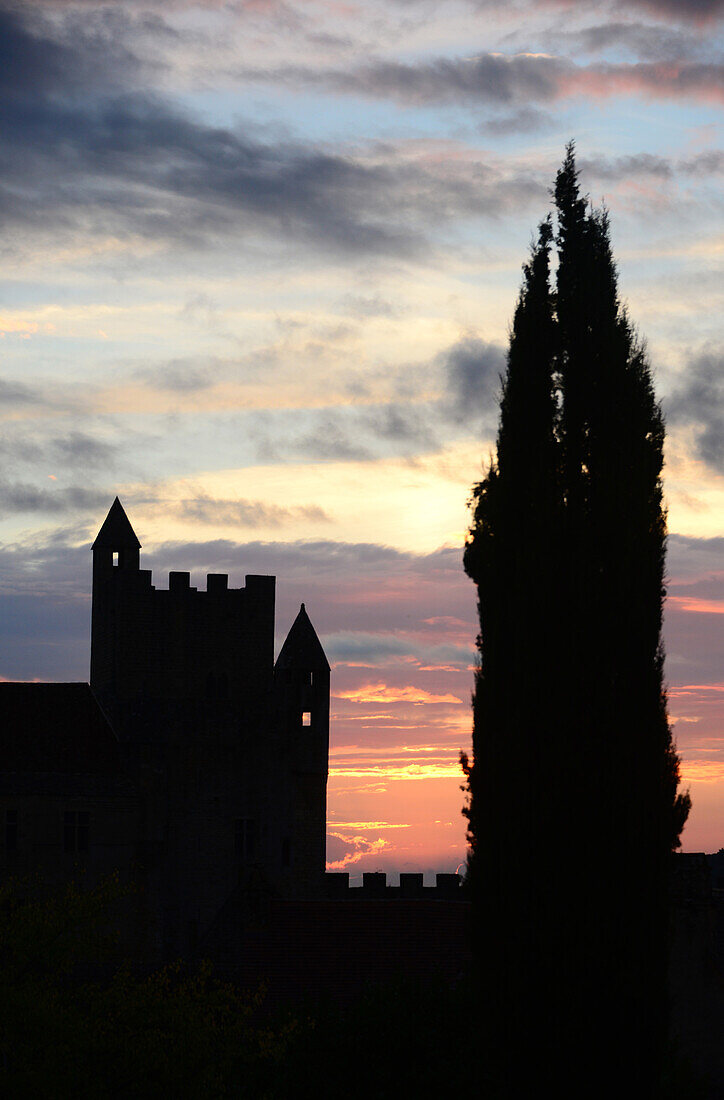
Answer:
[5,810,17,852]
[235,818,257,862]
[112,552,119,567]
[302,711,311,727]
[64,811,90,853]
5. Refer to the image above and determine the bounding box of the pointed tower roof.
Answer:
[92,497,141,549]
[275,604,330,672]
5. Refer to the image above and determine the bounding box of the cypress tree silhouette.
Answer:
[463,144,690,1096]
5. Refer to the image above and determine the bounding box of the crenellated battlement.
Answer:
[90,498,276,707]
[325,871,463,899]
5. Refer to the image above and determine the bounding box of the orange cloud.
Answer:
[326,833,388,871]
[330,761,462,781]
[334,681,463,704]
[670,684,724,697]
[668,596,724,614]
[680,760,724,784]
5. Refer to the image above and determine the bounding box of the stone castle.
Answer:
[0,498,465,980]
[0,498,330,958]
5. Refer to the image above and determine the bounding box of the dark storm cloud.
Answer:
[0,9,409,256]
[0,6,546,261]
[667,349,724,471]
[0,3,152,99]
[1,94,415,257]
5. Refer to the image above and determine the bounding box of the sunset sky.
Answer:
[1,0,723,879]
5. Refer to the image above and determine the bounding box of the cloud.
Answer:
[0,379,41,405]
[443,336,504,426]
[326,831,388,871]
[335,682,463,704]
[12,7,691,265]
[0,481,110,516]
[573,21,707,61]
[502,0,724,25]
[50,431,117,467]
[666,348,724,471]
[480,107,553,136]
[667,534,724,583]
[177,495,331,528]
[137,359,219,392]
[325,631,474,669]
[339,294,401,319]
[630,0,724,23]
[250,51,724,108]
[0,8,430,258]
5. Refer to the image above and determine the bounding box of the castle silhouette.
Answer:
[0,499,465,981]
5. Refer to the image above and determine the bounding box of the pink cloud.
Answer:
[559,60,724,103]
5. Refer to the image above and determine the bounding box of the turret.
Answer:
[90,498,145,695]
[275,602,330,746]
[275,604,330,895]
[92,497,141,577]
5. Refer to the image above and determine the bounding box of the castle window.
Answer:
[235,818,257,862]
[113,551,119,567]
[64,811,90,853]
[5,810,17,852]
[302,711,311,727]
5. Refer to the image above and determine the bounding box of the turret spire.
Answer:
[92,497,141,550]
[275,604,329,671]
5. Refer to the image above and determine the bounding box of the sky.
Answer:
[1,0,723,880]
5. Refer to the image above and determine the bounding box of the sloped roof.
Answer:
[92,497,141,550]
[275,604,330,672]
[0,683,123,775]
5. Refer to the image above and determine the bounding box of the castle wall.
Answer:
[91,553,275,710]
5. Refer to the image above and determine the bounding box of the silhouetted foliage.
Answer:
[463,143,689,1096]
[0,876,478,1098]
[0,877,296,1098]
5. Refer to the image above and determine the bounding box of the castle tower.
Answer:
[90,498,275,718]
[274,604,330,897]
[90,497,144,698]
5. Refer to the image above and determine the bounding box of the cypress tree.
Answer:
[463,144,689,1095]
